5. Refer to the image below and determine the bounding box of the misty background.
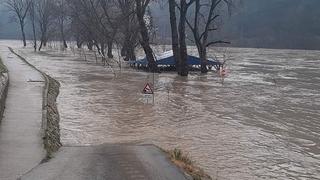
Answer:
[0,0,319,50]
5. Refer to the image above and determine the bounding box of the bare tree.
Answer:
[187,0,233,73]
[28,0,37,51]
[168,0,195,76]
[65,0,159,71]
[35,0,55,51]
[135,0,159,72]
[118,0,139,61]
[168,0,180,72]
[178,0,192,76]
[67,0,118,58]
[6,0,31,47]
[55,0,68,48]
[99,0,119,58]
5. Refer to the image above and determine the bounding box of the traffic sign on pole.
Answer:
[142,83,154,94]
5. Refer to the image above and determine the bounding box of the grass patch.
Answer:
[168,148,212,180]
[0,58,7,74]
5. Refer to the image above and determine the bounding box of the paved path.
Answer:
[21,144,188,180]
[0,46,45,180]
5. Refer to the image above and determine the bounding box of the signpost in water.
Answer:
[142,83,154,104]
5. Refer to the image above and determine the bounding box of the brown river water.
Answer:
[2,41,320,179]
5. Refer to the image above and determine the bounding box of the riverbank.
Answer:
[167,148,212,180]
[0,57,8,122]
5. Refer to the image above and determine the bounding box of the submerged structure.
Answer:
[129,51,222,71]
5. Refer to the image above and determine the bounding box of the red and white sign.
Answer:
[142,83,154,94]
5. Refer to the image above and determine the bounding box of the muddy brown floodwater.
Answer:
[3,41,320,179]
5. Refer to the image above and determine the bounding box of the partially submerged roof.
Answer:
[129,51,221,66]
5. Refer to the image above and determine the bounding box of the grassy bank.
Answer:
[167,148,212,180]
[43,75,62,158]
[0,58,7,74]
[0,57,9,123]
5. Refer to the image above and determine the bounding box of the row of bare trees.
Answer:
[6,0,65,51]
[5,0,236,76]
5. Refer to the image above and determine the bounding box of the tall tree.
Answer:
[168,0,180,73]
[168,0,194,76]
[135,0,159,72]
[55,0,68,48]
[35,0,54,51]
[187,0,233,73]
[67,0,118,58]
[6,0,31,47]
[177,0,190,76]
[118,0,139,61]
[29,0,37,51]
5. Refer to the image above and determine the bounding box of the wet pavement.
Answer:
[0,46,45,180]
[21,144,188,180]
[3,40,320,180]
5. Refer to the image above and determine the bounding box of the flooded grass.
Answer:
[0,58,7,73]
[168,148,212,180]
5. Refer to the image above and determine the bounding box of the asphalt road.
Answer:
[21,144,189,180]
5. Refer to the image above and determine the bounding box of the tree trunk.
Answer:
[101,42,105,57]
[94,42,101,54]
[43,33,47,47]
[61,30,68,49]
[60,0,67,49]
[31,17,37,51]
[60,20,68,49]
[30,2,37,51]
[200,46,208,73]
[178,0,188,76]
[39,32,47,51]
[107,41,113,58]
[122,22,136,61]
[87,41,93,50]
[135,0,159,72]
[19,20,27,47]
[168,0,180,73]
[121,45,126,57]
[76,37,82,48]
[39,39,43,51]
[122,41,136,61]
[127,44,136,61]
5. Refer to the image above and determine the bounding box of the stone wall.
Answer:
[0,72,8,122]
[43,75,62,157]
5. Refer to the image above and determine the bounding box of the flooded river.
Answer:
[4,41,320,179]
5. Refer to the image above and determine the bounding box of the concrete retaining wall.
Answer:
[0,72,8,122]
